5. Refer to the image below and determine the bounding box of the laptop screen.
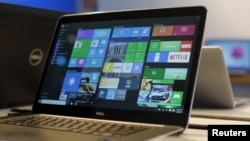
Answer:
[205,39,250,75]
[34,7,206,125]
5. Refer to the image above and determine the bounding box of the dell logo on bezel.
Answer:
[96,112,105,116]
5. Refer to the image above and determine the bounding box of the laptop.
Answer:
[0,6,207,141]
[193,46,247,109]
[205,39,250,75]
[0,3,66,108]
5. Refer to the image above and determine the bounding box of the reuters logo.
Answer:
[29,48,43,66]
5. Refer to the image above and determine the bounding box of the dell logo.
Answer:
[96,112,105,116]
[29,48,43,66]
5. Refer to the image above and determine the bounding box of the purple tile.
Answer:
[76,29,94,38]
[173,25,195,36]
[76,58,85,67]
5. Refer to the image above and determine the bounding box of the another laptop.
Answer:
[193,46,247,109]
[0,6,207,141]
[0,3,66,108]
[205,39,250,75]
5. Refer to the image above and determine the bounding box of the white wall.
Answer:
[98,0,250,43]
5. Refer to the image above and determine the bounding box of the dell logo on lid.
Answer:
[29,48,43,66]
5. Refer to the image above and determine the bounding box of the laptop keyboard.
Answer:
[0,115,149,137]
